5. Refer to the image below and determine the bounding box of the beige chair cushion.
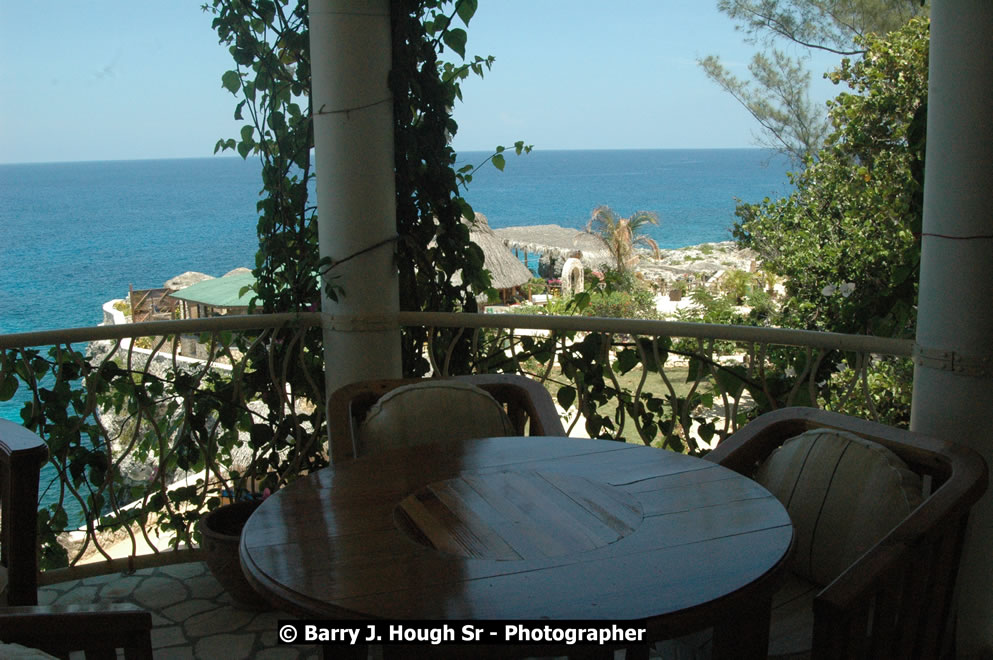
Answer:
[357,381,516,456]
[755,429,923,586]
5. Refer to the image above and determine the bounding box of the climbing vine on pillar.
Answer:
[208,0,524,376]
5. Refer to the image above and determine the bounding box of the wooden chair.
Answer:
[0,604,153,660]
[0,420,153,659]
[1,419,48,606]
[705,407,988,659]
[327,373,566,463]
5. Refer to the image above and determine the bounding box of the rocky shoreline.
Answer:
[494,224,760,287]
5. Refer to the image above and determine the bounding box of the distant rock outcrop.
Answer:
[494,224,760,286]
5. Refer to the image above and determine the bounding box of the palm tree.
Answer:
[584,205,661,274]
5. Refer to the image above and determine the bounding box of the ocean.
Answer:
[0,148,793,426]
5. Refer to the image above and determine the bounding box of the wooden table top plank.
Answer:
[472,469,637,551]
[460,471,613,555]
[621,463,740,493]
[538,470,644,535]
[399,480,523,560]
[471,443,706,486]
[326,525,793,621]
[567,498,791,562]
[494,470,639,547]
[395,486,498,559]
[632,472,777,517]
[456,471,592,558]
[242,493,399,547]
[438,474,563,559]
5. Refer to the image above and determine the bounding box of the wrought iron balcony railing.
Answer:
[0,311,912,582]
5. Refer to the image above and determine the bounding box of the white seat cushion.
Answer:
[357,381,516,456]
[755,429,923,586]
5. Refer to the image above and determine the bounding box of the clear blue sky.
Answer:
[0,1,843,164]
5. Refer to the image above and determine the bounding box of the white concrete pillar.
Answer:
[309,0,402,398]
[910,2,993,655]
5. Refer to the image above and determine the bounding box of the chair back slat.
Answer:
[867,567,904,659]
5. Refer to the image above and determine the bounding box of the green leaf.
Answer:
[221,70,241,95]
[686,357,709,383]
[556,386,577,410]
[268,111,286,133]
[698,422,716,444]
[613,349,640,375]
[571,291,591,311]
[637,338,667,373]
[491,154,505,171]
[249,423,273,448]
[0,374,17,401]
[456,0,478,25]
[442,28,467,59]
[713,366,746,398]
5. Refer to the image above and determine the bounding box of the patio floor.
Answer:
[38,562,665,659]
[38,561,319,659]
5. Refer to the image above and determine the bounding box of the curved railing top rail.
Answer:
[0,312,323,350]
[396,312,914,356]
[0,311,914,357]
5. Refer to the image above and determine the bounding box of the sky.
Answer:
[0,1,844,164]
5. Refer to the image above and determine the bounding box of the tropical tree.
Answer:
[734,17,929,338]
[700,0,926,163]
[584,206,661,275]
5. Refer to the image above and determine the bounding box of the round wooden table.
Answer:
[240,436,793,658]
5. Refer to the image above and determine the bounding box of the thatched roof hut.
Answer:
[468,213,533,291]
[493,224,613,271]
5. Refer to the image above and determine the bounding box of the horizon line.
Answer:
[1,146,779,167]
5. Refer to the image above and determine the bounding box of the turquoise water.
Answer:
[1,149,793,516]
[0,148,793,427]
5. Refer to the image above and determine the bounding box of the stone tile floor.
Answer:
[39,561,319,659]
[38,561,666,659]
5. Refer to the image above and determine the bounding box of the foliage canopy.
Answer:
[701,0,926,163]
[734,17,929,338]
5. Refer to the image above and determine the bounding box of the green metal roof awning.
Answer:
[168,273,257,308]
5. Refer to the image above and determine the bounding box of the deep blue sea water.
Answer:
[458,148,792,248]
[0,149,793,428]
